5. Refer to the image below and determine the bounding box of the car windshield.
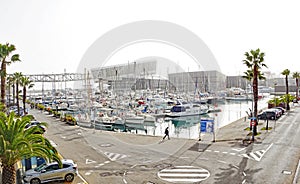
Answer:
[34,163,47,172]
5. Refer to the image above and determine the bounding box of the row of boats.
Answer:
[30,87,256,132]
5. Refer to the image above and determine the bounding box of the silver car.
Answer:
[23,159,78,184]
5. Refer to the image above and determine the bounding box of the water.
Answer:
[141,97,270,139]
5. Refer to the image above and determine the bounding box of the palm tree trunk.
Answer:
[2,164,16,184]
[296,78,299,100]
[252,65,258,136]
[23,86,26,114]
[16,82,20,115]
[286,75,290,110]
[1,60,6,106]
[8,84,11,106]
[12,84,15,105]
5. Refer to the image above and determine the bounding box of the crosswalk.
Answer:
[157,166,210,183]
[205,149,267,162]
[240,150,266,161]
[104,152,127,161]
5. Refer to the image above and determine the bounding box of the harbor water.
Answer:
[139,97,270,139]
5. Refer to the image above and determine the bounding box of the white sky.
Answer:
[1,0,300,77]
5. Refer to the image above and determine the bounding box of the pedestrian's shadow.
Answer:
[158,139,169,144]
[214,143,262,183]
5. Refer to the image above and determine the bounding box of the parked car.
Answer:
[23,159,78,184]
[25,121,46,134]
[257,109,279,120]
[269,108,282,118]
[274,107,285,114]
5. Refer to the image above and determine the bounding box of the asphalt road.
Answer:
[29,105,300,184]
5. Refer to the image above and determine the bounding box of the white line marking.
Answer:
[266,143,273,152]
[222,152,228,154]
[217,160,227,164]
[49,140,57,147]
[77,173,89,184]
[161,168,209,172]
[104,161,110,164]
[232,147,246,152]
[175,166,195,168]
[214,150,220,153]
[240,154,251,159]
[130,164,137,168]
[293,160,300,184]
[255,150,265,158]
[249,152,260,161]
[84,172,90,176]
[230,153,236,156]
[232,165,239,169]
[123,178,128,184]
[206,150,212,152]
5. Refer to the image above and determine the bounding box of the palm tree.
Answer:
[6,75,15,106]
[292,72,300,100]
[0,112,61,184]
[242,69,266,130]
[281,69,290,110]
[242,48,267,138]
[13,72,23,115]
[0,43,20,108]
[20,76,34,114]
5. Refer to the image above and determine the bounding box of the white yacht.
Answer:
[167,103,209,118]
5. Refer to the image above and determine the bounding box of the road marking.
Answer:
[249,152,260,161]
[232,147,246,152]
[85,171,92,175]
[217,160,227,164]
[77,173,89,184]
[157,166,210,183]
[240,154,251,159]
[266,143,273,152]
[204,143,273,162]
[86,159,97,164]
[240,150,266,161]
[104,152,128,161]
[49,140,57,147]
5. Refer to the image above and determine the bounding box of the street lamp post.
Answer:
[274,81,277,131]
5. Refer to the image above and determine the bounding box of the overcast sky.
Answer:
[1,0,300,77]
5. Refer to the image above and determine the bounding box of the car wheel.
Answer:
[65,173,75,182]
[30,178,41,184]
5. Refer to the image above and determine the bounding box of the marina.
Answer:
[28,89,271,140]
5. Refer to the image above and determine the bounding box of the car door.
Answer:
[39,164,60,182]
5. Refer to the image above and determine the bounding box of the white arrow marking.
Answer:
[85,159,96,164]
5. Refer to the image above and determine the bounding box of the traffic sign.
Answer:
[200,119,214,133]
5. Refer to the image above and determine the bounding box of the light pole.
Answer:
[274,81,277,131]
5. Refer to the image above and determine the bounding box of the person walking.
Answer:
[163,127,170,140]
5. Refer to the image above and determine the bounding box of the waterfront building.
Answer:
[168,70,226,93]
[90,57,179,94]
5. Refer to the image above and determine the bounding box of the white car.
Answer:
[23,159,78,184]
